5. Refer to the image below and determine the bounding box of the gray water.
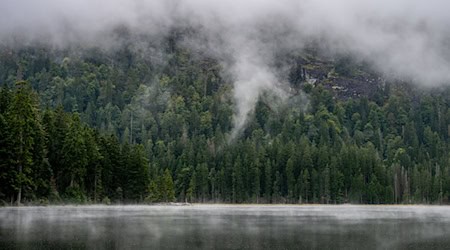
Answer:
[1,205,450,249]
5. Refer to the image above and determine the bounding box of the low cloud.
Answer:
[2,0,450,135]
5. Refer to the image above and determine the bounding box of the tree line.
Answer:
[1,41,450,205]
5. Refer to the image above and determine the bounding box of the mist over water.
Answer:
[1,205,450,249]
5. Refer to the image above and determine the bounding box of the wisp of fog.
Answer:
[2,0,450,136]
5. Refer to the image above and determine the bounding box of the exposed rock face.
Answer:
[288,53,386,100]
[322,75,385,100]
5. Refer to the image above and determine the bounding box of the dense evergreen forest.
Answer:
[1,37,450,205]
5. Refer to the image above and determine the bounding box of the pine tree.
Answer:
[159,169,175,202]
[232,156,244,203]
[251,161,261,203]
[146,180,160,203]
[186,171,196,203]
[7,81,42,204]
[264,160,272,202]
[61,113,88,200]
[286,157,295,203]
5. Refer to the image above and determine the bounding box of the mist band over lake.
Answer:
[1,205,450,249]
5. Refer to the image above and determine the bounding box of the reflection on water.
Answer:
[1,205,450,249]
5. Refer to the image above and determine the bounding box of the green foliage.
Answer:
[160,169,175,202]
[1,43,450,205]
[63,186,86,204]
[102,196,111,205]
[145,181,160,203]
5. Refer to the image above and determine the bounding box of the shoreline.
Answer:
[1,203,449,208]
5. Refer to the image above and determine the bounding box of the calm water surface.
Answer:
[1,205,450,249]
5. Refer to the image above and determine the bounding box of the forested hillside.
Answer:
[1,37,450,205]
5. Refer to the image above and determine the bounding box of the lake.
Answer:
[1,205,450,249]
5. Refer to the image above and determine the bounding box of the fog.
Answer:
[2,0,450,135]
[1,205,450,249]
